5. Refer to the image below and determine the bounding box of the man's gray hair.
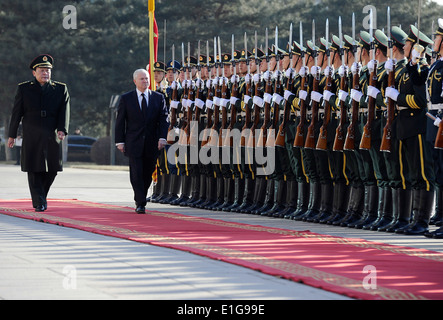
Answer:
[133,68,149,80]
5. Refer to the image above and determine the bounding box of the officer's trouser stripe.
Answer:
[399,140,406,190]
[418,134,430,191]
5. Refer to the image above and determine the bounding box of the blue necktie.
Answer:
[141,93,148,117]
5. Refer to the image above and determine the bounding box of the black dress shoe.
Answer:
[135,206,146,214]
[35,205,46,212]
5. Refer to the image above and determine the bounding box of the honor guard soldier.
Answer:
[8,54,70,212]
[384,25,435,235]
[425,18,443,238]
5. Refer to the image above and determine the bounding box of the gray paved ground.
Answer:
[1,163,441,300]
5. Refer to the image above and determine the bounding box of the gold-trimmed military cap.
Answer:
[154,61,166,72]
[390,26,408,47]
[343,35,354,51]
[185,56,198,66]
[407,25,433,47]
[222,53,232,64]
[30,54,53,70]
[166,60,181,71]
[374,29,389,50]
[359,31,371,51]
[330,35,341,51]
[252,48,265,59]
[291,41,303,55]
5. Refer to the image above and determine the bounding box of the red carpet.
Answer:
[1,198,443,300]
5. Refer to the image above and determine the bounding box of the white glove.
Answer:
[182,80,187,88]
[206,79,212,89]
[263,71,271,81]
[245,74,251,83]
[273,70,282,80]
[284,89,295,100]
[272,92,284,105]
[351,62,361,75]
[323,90,334,102]
[367,59,377,73]
[244,94,251,105]
[338,65,348,78]
[310,66,320,76]
[299,90,308,101]
[367,85,380,99]
[285,68,295,78]
[351,89,363,103]
[195,79,202,89]
[299,66,308,77]
[411,47,422,64]
[324,66,334,77]
[385,87,400,101]
[171,80,177,90]
[385,58,396,73]
[253,73,261,84]
[434,117,442,127]
[338,89,348,102]
[231,74,239,83]
[263,92,273,104]
[310,91,323,103]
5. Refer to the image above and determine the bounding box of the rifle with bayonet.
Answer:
[316,19,332,151]
[218,39,229,148]
[267,26,282,147]
[190,41,203,147]
[184,43,194,146]
[241,32,253,147]
[294,22,308,148]
[178,42,189,146]
[276,23,293,148]
[380,7,395,152]
[344,13,359,151]
[359,9,377,151]
[208,37,221,147]
[201,41,213,148]
[167,44,178,145]
[305,20,320,150]
[333,16,348,151]
[224,34,238,148]
[257,27,273,148]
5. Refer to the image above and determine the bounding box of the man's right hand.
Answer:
[8,137,15,148]
[116,143,125,153]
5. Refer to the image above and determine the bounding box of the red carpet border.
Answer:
[1,198,443,300]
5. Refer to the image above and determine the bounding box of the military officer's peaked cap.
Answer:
[330,35,341,51]
[166,60,181,71]
[343,35,354,50]
[240,49,252,60]
[374,29,389,50]
[318,37,331,52]
[252,48,265,59]
[407,25,433,46]
[390,26,408,46]
[436,18,443,36]
[30,54,53,70]
[305,40,319,56]
[291,41,303,55]
[359,31,371,51]
[222,53,232,64]
[233,50,242,61]
[154,61,166,72]
[185,56,198,66]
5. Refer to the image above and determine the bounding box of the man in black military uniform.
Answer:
[425,18,443,238]
[385,25,435,235]
[8,54,70,212]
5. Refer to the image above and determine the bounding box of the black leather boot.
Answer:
[171,175,191,205]
[223,177,245,212]
[191,174,207,208]
[287,181,309,220]
[332,185,364,226]
[215,177,234,210]
[367,187,393,230]
[198,176,216,209]
[207,177,224,210]
[276,179,298,218]
[236,178,254,213]
[401,189,434,235]
[349,185,379,228]
[243,177,266,213]
[151,173,170,203]
[382,188,412,232]
[430,186,442,226]
[312,182,334,223]
[252,179,274,215]
[159,174,181,204]
[322,181,350,224]
[297,182,321,222]
[146,175,161,202]
[261,179,286,217]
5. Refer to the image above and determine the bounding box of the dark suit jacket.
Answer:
[115,89,169,158]
[8,79,70,172]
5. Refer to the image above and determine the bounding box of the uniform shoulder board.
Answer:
[18,80,32,86]
[51,80,67,86]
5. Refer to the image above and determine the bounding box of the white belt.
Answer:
[428,103,443,110]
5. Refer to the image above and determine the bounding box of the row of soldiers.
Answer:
[148,19,443,238]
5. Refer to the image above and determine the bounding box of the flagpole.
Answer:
[148,0,155,90]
